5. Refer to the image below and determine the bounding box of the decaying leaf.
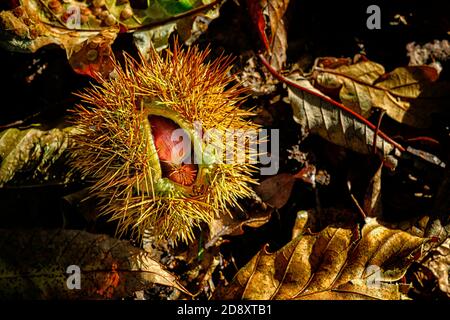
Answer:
[0,0,222,77]
[0,1,118,78]
[417,238,450,298]
[246,0,270,52]
[313,60,450,128]
[0,127,77,187]
[363,161,383,218]
[0,229,189,299]
[263,0,289,70]
[248,0,289,70]
[206,206,273,248]
[133,1,221,57]
[287,74,401,157]
[67,29,117,78]
[215,218,427,300]
[254,173,295,209]
[0,4,104,52]
[407,40,450,67]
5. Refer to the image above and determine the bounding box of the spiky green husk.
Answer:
[70,44,259,243]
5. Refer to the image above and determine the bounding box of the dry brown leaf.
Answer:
[0,6,104,53]
[0,3,118,78]
[314,57,353,70]
[0,229,189,299]
[313,61,450,128]
[291,210,308,240]
[287,75,399,157]
[214,218,427,300]
[254,173,295,209]
[0,127,78,187]
[206,207,273,248]
[264,0,289,70]
[67,29,117,79]
[419,238,450,298]
[0,1,221,77]
[363,161,383,218]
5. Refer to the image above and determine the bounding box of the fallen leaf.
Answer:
[417,238,450,298]
[0,229,190,299]
[0,4,104,53]
[0,0,222,77]
[246,0,270,52]
[247,0,289,70]
[214,218,427,300]
[264,0,289,70]
[288,75,401,157]
[68,29,116,79]
[206,206,273,248]
[254,173,295,209]
[133,1,222,57]
[0,127,77,187]
[291,210,308,240]
[313,60,450,128]
[363,161,383,218]
[293,163,317,187]
[0,1,118,77]
[314,56,352,70]
[259,56,405,162]
[406,40,450,67]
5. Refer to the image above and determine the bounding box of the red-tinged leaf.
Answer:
[247,0,289,70]
[314,57,353,70]
[68,30,116,79]
[293,164,317,186]
[246,0,270,52]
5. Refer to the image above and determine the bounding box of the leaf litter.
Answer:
[0,0,449,301]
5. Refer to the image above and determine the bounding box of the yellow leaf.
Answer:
[215,218,426,300]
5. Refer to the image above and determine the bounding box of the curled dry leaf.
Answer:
[67,29,117,78]
[0,229,190,299]
[363,161,383,218]
[264,0,289,71]
[248,0,289,70]
[418,238,450,298]
[0,127,77,187]
[313,60,450,128]
[133,1,222,57]
[214,218,427,300]
[206,206,273,248]
[254,173,296,209]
